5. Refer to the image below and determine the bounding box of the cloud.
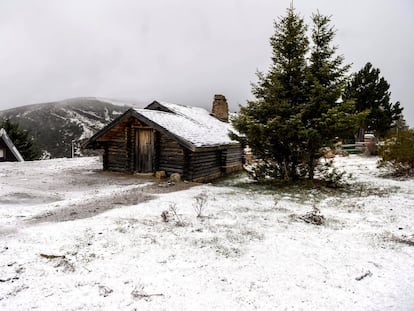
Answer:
[0,0,412,126]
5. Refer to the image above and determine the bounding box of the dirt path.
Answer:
[0,157,197,224]
[28,180,197,223]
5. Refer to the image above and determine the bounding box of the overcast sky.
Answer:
[0,0,413,126]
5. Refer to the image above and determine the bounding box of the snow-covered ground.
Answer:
[0,156,413,310]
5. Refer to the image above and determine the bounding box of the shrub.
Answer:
[315,160,350,188]
[378,130,414,177]
[298,205,325,225]
[168,203,185,226]
[193,191,208,218]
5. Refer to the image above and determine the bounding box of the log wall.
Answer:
[157,133,185,175]
[188,150,221,182]
[98,118,140,172]
[222,146,244,173]
[188,146,243,182]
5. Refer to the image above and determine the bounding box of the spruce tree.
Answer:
[232,6,309,180]
[0,118,41,160]
[303,12,359,178]
[343,62,403,139]
[232,8,362,182]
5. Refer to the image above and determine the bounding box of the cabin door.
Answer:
[135,129,154,173]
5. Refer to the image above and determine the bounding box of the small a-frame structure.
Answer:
[0,128,24,162]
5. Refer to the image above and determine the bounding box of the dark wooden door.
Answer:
[135,129,154,172]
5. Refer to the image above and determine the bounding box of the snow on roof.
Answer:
[134,101,239,148]
[0,128,24,162]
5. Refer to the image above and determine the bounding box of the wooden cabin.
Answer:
[85,95,243,182]
[0,128,24,162]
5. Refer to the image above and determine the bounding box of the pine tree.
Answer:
[232,6,309,180]
[343,62,403,139]
[232,8,362,182]
[0,118,41,160]
[303,12,359,178]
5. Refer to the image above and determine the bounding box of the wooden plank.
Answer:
[135,129,154,173]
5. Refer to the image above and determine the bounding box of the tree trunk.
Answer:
[356,125,365,142]
[308,159,315,180]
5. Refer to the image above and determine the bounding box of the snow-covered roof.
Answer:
[134,101,238,148]
[0,128,24,162]
[87,100,240,150]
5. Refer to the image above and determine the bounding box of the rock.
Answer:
[169,173,181,183]
[320,147,335,159]
[161,210,170,222]
[155,171,166,179]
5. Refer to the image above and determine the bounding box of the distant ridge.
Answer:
[0,97,144,158]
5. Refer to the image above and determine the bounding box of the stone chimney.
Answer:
[211,94,229,122]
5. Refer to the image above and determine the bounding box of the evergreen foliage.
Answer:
[232,7,361,181]
[0,118,41,160]
[304,12,360,178]
[378,130,414,177]
[343,62,403,138]
[233,6,309,181]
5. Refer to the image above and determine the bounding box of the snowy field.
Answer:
[0,156,413,310]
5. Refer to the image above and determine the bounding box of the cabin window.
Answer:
[0,148,4,158]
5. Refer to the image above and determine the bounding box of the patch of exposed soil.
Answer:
[28,179,198,223]
[0,192,62,205]
[2,157,198,224]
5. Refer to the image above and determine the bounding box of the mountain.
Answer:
[0,97,139,158]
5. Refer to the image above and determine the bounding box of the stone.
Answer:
[320,147,335,159]
[324,151,335,159]
[155,170,166,179]
[169,173,181,183]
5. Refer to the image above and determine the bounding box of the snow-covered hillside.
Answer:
[0,97,134,158]
[0,156,413,310]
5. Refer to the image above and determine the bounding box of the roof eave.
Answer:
[192,142,241,152]
[84,108,136,148]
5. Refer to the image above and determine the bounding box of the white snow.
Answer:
[62,108,107,140]
[135,102,238,148]
[0,155,413,310]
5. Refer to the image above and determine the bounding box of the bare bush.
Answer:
[131,284,164,300]
[168,203,185,226]
[273,195,279,209]
[193,191,208,218]
[298,205,325,225]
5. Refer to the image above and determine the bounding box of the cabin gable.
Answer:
[0,128,24,162]
[0,139,18,162]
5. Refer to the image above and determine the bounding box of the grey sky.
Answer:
[0,0,413,126]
